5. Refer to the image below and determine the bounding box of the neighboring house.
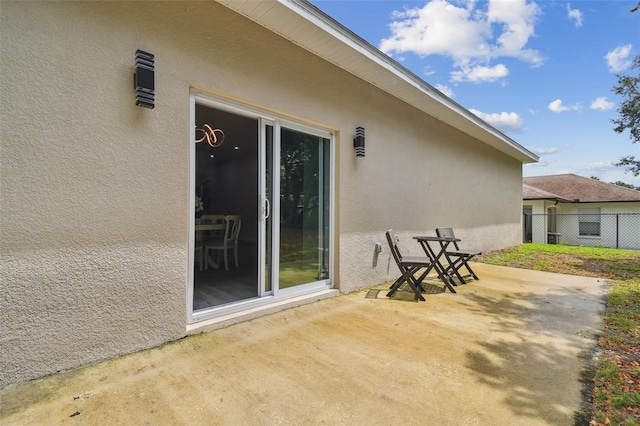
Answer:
[523,174,640,249]
[1,1,537,388]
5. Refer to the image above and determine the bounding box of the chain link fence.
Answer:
[523,213,640,250]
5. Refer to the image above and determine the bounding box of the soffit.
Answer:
[216,0,538,164]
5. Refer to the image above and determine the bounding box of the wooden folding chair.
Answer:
[385,229,432,301]
[435,227,482,284]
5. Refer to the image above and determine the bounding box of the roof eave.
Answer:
[523,197,571,202]
[572,199,640,203]
[216,0,539,164]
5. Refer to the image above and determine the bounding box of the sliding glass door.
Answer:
[190,94,332,320]
[192,103,260,311]
[277,127,330,290]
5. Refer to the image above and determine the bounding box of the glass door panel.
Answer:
[192,103,260,310]
[278,127,330,289]
[190,95,332,321]
[263,123,274,294]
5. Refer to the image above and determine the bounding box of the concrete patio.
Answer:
[0,264,607,425]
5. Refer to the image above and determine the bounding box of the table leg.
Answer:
[421,241,457,294]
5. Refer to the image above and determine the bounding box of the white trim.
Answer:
[187,93,196,324]
[216,0,538,164]
[187,288,339,334]
[271,121,282,297]
[191,279,333,322]
[187,89,335,325]
[258,118,273,298]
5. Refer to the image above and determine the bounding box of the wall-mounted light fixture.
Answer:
[134,50,155,109]
[353,126,365,157]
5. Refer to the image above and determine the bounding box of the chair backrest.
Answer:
[436,227,459,250]
[201,214,225,225]
[224,215,241,243]
[385,229,403,264]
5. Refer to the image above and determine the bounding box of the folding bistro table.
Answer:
[413,235,459,293]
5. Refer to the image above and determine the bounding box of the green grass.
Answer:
[477,243,640,281]
[478,244,640,426]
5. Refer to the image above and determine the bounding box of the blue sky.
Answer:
[309,0,640,186]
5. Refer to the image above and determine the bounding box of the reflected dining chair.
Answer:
[195,215,226,271]
[200,214,225,239]
[194,244,205,271]
[205,215,241,271]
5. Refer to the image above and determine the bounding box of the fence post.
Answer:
[616,214,619,249]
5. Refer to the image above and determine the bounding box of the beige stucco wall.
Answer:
[339,106,523,291]
[1,1,524,388]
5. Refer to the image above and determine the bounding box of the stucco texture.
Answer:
[2,1,524,387]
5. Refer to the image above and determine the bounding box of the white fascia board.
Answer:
[217,0,539,164]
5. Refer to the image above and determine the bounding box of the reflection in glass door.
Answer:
[190,95,331,319]
[278,127,330,289]
[192,103,259,311]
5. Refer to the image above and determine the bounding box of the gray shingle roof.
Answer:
[522,183,570,201]
[523,174,640,202]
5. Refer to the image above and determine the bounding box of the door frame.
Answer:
[187,89,335,324]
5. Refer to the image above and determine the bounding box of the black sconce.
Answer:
[134,50,155,109]
[353,126,365,157]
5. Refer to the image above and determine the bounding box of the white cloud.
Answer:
[548,99,569,112]
[587,162,615,170]
[590,97,615,110]
[451,63,509,82]
[381,1,491,60]
[548,99,580,113]
[531,147,560,155]
[526,159,555,167]
[423,65,436,76]
[486,0,542,64]
[579,162,616,174]
[469,108,524,133]
[566,4,583,27]
[435,84,454,97]
[379,0,542,83]
[583,166,640,186]
[605,44,633,73]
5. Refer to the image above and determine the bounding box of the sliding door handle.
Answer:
[264,197,271,220]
